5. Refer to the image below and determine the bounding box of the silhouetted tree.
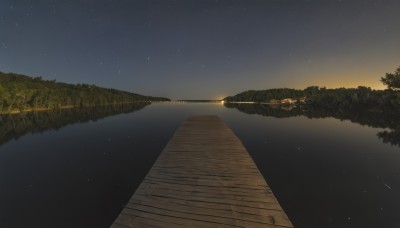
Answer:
[381,66,400,90]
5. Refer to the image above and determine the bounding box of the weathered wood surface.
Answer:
[111,115,293,228]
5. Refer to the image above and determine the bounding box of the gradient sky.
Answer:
[1,0,400,99]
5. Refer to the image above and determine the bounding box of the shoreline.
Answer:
[0,101,153,115]
[223,101,297,105]
[0,106,75,115]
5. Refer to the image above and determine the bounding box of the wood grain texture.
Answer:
[110,116,293,228]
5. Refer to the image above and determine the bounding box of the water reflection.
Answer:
[224,103,400,147]
[0,103,150,146]
[0,102,172,228]
[1,102,399,228]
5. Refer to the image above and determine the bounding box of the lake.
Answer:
[0,102,399,228]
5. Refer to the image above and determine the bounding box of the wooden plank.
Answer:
[111,115,293,228]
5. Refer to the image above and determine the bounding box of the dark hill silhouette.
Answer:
[0,71,169,113]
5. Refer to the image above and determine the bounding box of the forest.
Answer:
[224,86,400,111]
[0,72,169,113]
[224,66,400,111]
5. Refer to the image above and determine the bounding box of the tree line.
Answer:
[224,66,400,111]
[0,72,170,112]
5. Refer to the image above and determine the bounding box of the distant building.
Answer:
[280,98,296,104]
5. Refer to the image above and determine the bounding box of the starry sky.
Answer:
[1,0,400,99]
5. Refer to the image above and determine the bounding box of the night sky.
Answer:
[1,0,400,99]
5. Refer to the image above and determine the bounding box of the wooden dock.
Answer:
[111,116,293,228]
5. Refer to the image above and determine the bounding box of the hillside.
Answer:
[224,86,400,110]
[224,88,305,103]
[223,66,400,109]
[0,72,169,112]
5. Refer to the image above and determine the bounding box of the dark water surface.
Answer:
[0,103,399,228]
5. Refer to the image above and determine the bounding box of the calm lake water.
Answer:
[1,102,399,228]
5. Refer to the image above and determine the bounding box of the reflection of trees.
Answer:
[377,127,400,147]
[224,103,400,147]
[0,103,150,146]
